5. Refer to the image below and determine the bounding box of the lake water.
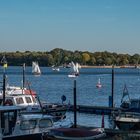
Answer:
[0,66,140,128]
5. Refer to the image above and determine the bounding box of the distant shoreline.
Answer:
[81,65,138,69]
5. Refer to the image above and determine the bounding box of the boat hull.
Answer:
[115,121,140,130]
[68,74,79,78]
[96,84,102,88]
[48,128,106,140]
[3,133,48,140]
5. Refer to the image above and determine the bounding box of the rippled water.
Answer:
[0,66,140,128]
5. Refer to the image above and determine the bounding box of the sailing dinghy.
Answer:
[32,61,41,75]
[68,62,80,78]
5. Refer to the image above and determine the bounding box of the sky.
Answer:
[0,0,140,54]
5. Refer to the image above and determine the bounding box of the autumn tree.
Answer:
[82,52,90,65]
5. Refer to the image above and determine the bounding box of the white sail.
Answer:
[71,61,76,72]
[75,63,79,73]
[68,61,80,77]
[98,78,101,84]
[32,61,41,75]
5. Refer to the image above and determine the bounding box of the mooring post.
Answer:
[1,56,7,106]
[3,72,6,106]
[111,65,114,108]
[73,79,77,128]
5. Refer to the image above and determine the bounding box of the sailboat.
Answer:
[96,78,102,88]
[68,61,79,78]
[32,61,41,75]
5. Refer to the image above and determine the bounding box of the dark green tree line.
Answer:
[0,49,140,66]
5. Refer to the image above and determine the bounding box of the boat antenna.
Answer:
[26,81,44,113]
[36,95,44,114]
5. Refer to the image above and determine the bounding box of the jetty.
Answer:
[68,104,120,115]
[66,66,119,115]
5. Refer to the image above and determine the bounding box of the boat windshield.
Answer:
[20,120,37,130]
[1,110,17,135]
[39,119,53,128]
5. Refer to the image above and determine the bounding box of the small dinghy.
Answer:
[48,127,106,140]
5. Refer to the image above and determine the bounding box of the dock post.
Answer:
[3,72,6,106]
[1,55,7,106]
[101,113,104,128]
[73,79,77,128]
[111,65,114,108]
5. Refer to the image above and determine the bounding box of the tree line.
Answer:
[0,48,140,67]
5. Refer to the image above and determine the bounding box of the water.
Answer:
[0,66,140,128]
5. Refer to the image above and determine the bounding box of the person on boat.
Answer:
[75,73,79,76]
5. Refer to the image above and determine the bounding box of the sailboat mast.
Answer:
[22,63,25,94]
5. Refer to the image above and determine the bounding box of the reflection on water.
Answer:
[66,112,116,128]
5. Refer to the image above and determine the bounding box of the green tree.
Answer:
[82,52,90,65]
[104,57,112,65]
[89,56,96,65]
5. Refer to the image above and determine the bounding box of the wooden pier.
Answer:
[67,105,120,115]
[66,68,119,116]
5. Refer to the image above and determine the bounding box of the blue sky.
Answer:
[0,0,140,54]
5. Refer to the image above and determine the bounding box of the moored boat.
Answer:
[0,106,72,140]
[0,106,48,140]
[120,84,140,112]
[47,127,106,140]
[0,93,67,122]
[114,112,140,130]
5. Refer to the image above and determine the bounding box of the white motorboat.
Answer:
[52,67,60,72]
[113,111,140,130]
[0,106,48,140]
[0,93,67,122]
[0,106,72,140]
[52,65,60,71]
